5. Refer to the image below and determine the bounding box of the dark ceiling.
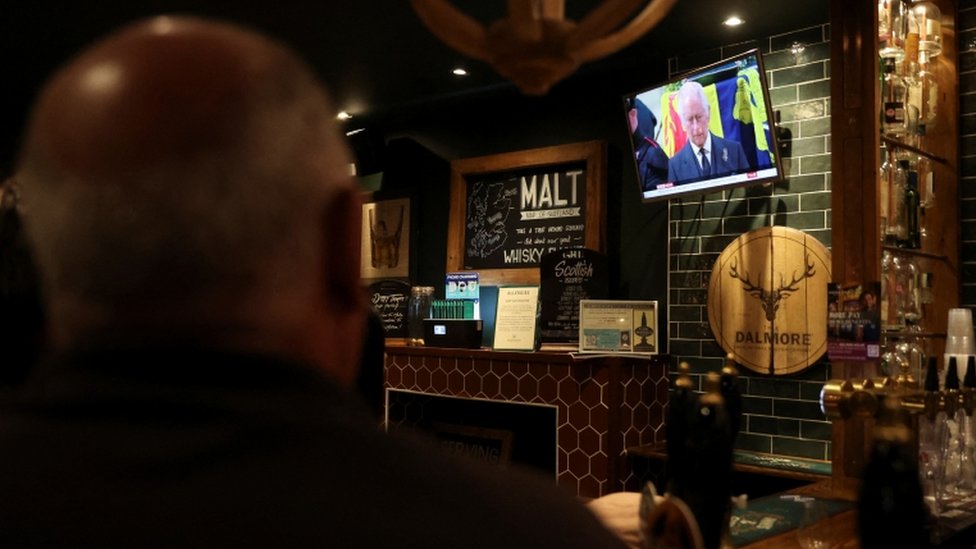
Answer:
[1,1,829,164]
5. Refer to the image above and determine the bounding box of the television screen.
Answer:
[624,49,782,202]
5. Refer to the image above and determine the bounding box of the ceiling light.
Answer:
[411,0,678,95]
[452,67,468,76]
[337,111,352,121]
[723,15,744,27]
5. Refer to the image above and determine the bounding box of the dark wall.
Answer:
[960,0,976,308]
[353,60,673,306]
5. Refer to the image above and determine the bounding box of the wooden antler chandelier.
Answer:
[410,0,677,95]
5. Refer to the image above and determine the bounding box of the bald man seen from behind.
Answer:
[1,16,625,548]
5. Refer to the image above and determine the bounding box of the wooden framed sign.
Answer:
[447,141,606,286]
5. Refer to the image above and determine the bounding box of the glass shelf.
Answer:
[881,135,948,165]
[882,330,947,339]
[882,244,949,262]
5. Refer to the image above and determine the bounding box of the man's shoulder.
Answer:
[300,427,629,547]
[672,143,694,160]
[0,397,625,548]
[713,133,744,150]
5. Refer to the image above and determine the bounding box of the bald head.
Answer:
[24,17,349,183]
[18,17,365,373]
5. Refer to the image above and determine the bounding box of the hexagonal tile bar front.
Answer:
[384,347,668,498]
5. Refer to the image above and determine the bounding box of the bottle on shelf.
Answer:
[898,254,921,324]
[882,250,900,331]
[882,252,921,332]
[904,167,921,249]
[882,56,909,136]
[912,1,943,59]
[913,148,936,210]
[887,159,910,245]
[898,319,928,382]
[882,334,910,377]
[905,2,921,63]
[919,272,935,329]
[913,53,940,137]
[879,0,909,62]
[880,142,894,240]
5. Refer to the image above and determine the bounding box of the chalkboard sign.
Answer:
[462,162,588,270]
[447,141,606,286]
[539,248,609,346]
[367,279,411,338]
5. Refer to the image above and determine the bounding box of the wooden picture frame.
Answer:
[360,195,411,281]
[447,141,606,286]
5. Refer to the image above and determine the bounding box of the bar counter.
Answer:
[738,481,858,549]
[384,344,670,497]
[725,478,976,548]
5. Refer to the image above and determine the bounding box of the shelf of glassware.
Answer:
[881,244,948,262]
[881,135,948,166]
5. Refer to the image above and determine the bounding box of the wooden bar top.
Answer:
[627,443,831,484]
[740,481,859,549]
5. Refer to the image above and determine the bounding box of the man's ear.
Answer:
[321,187,364,312]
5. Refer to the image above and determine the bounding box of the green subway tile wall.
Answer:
[667,24,833,463]
[961,1,976,309]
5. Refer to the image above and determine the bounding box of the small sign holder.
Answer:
[578,300,658,355]
[492,286,541,351]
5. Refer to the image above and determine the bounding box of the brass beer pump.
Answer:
[820,357,976,424]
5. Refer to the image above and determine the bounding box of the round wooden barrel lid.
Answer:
[707,226,831,375]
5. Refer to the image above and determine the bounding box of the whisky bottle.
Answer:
[882,57,909,136]
[879,0,908,61]
[904,169,921,250]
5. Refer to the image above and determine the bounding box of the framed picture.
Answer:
[447,141,606,286]
[578,300,658,355]
[361,197,410,280]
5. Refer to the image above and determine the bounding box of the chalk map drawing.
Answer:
[466,180,515,259]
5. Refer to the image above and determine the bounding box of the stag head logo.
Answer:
[729,254,816,322]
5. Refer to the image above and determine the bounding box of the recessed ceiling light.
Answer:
[723,15,744,27]
[337,111,352,121]
[452,67,468,76]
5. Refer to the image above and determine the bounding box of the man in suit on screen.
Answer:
[667,81,750,184]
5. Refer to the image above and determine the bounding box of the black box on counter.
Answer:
[423,319,483,349]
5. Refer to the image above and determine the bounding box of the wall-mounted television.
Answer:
[624,49,782,203]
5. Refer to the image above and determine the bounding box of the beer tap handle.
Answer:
[720,353,742,439]
[946,356,961,417]
[964,356,976,416]
[923,356,940,422]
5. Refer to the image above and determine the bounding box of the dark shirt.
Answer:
[635,136,670,192]
[0,347,624,548]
